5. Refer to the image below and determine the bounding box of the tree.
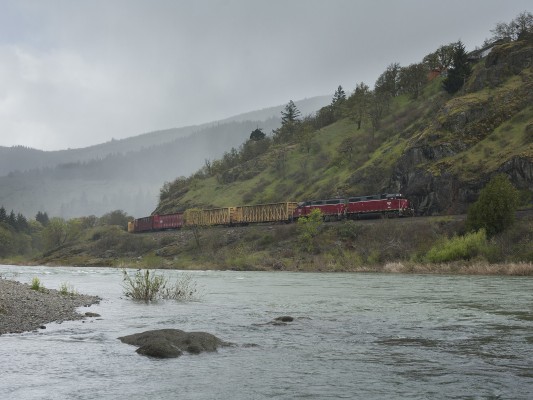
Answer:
[249,128,266,141]
[443,41,471,94]
[398,63,428,99]
[281,100,301,125]
[331,85,347,120]
[0,206,6,223]
[423,43,457,71]
[274,100,302,142]
[36,211,50,227]
[489,11,532,41]
[15,213,29,233]
[99,210,130,230]
[346,82,371,130]
[466,174,519,237]
[375,62,401,98]
[331,85,346,106]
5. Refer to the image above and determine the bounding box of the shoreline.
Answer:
[0,278,100,335]
[2,261,533,276]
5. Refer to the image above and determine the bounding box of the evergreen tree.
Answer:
[281,100,301,125]
[443,41,471,94]
[331,85,346,106]
[36,211,50,227]
[16,213,29,233]
[7,211,17,229]
[0,206,6,223]
[249,128,266,141]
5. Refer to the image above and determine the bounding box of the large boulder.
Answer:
[118,329,232,358]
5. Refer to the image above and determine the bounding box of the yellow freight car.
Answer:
[184,207,234,226]
[233,202,298,224]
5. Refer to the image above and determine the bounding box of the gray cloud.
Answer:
[0,0,530,150]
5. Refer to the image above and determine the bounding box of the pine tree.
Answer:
[0,206,6,223]
[331,85,346,106]
[281,100,301,125]
[443,41,471,94]
[36,211,50,227]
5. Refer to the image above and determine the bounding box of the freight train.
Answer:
[128,193,413,233]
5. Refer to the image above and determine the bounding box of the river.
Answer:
[0,265,532,399]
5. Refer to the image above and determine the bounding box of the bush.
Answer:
[30,277,45,292]
[58,282,78,296]
[297,209,323,252]
[122,269,201,302]
[424,229,490,263]
[466,174,519,237]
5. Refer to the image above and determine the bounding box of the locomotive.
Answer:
[128,193,413,233]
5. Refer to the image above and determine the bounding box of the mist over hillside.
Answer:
[0,96,329,218]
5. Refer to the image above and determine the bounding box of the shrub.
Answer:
[122,269,201,302]
[30,277,45,292]
[466,174,519,237]
[424,229,490,263]
[122,269,166,301]
[297,209,323,252]
[58,282,78,296]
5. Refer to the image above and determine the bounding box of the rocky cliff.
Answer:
[390,36,533,215]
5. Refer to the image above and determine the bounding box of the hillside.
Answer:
[0,96,329,218]
[155,36,532,216]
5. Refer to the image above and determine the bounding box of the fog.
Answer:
[0,0,530,151]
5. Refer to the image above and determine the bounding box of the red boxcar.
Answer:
[152,213,184,230]
[293,198,345,220]
[345,194,411,218]
[134,216,154,232]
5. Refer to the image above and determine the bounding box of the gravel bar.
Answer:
[0,279,100,335]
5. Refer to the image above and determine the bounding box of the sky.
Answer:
[0,0,530,151]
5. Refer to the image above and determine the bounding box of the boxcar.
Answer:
[152,213,184,230]
[134,216,154,232]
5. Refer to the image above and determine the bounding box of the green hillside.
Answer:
[156,35,533,216]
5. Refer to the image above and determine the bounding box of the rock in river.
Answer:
[118,329,232,358]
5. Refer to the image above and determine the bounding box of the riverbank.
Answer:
[0,278,100,335]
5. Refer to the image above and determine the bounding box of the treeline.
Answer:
[0,207,132,259]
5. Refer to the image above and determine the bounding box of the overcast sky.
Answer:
[0,0,530,151]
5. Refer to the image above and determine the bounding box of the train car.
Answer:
[127,221,135,233]
[184,207,233,226]
[345,193,412,218]
[233,202,299,224]
[293,198,345,221]
[134,216,155,232]
[152,213,184,230]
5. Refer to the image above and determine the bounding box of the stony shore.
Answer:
[0,279,100,335]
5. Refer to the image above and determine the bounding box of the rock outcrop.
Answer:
[118,329,232,358]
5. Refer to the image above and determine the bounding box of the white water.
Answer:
[1,265,532,399]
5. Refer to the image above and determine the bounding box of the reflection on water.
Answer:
[1,265,532,399]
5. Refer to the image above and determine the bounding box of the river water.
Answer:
[0,265,532,399]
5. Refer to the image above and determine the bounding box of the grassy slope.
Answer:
[158,37,533,214]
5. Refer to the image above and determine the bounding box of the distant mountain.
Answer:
[0,96,330,218]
